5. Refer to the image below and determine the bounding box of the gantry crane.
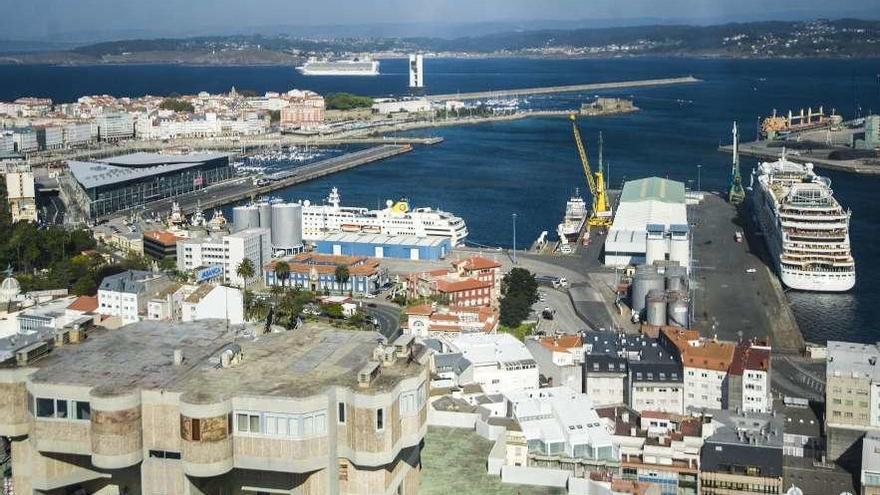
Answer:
[570,114,612,228]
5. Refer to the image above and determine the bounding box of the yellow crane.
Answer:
[570,114,612,228]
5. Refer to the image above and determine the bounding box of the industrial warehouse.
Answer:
[314,232,451,260]
[603,177,690,269]
[60,151,233,220]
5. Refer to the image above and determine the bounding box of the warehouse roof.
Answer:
[68,152,229,189]
[620,177,686,204]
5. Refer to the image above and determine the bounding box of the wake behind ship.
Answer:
[750,154,856,292]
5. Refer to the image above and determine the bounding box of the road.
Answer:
[363,301,402,341]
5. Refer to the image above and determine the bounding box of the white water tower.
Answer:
[409,54,424,93]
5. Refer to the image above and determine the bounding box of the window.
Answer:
[149,450,182,460]
[376,408,385,431]
[56,399,68,418]
[75,401,90,420]
[338,402,346,424]
[36,398,54,418]
[191,418,201,441]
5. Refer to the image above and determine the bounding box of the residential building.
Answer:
[264,253,388,295]
[404,255,501,307]
[176,228,272,287]
[583,331,684,414]
[62,152,233,220]
[699,409,784,495]
[825,340,880,460]
[180,284,244,325]
[862,431,880,495]
[775,397,823,459]
[96,270,171,325]
[442,332,538,394]
[0,320,429,495]
[728,340,772,413]
[35,125,63,150]
[143,230,182,260]
[404,303,498,338]
[279,90,325,129]
[660,328,735,412]
[11,128,38,153]
[526,334,586,392]
[604,177,690,269]
[506,387,619,476]
[4,164,37,223]
[600,406,702,495]
[95,112,134,140]
[62,121,94,147]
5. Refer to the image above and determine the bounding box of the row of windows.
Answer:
[236,410,328,439]
[29,395,91,421]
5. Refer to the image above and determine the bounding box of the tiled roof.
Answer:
[67,295,98,313]
[436,278,489,293]
[539,335,583,352]
[453,256,502,271]
[143,230,181,246]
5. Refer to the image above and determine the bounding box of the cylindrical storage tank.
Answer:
[667,291,690,328]
[179,395,233,478]
[89,387,143,469]
[271,203,303,251]
[258,202,272,229]
[646,289,667,326]
[232,205,260,232]
[665,265,688,291]
[631,267,663,314]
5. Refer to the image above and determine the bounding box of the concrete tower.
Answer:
[409,54,424,94]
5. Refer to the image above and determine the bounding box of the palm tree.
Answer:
[334,264,350,294]
[236,258,255,288]
[274,261,290,287]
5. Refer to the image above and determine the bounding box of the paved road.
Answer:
[363,301,402,341]
[532,287,590,335]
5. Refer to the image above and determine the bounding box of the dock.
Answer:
[426,76,701,102]
[103,144,412,221]
[719,140,880,175]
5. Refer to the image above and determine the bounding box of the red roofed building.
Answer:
[728,340,772,413]
[403,303,499,338]
[404,256,502,307]
[143,230,182,260]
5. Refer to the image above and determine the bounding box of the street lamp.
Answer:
[512,213,517,265]
[696,164,702,193]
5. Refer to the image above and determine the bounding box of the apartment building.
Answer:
[825,340,880,460]
[404,303,498,338]
[264,253,388,295]
[525,334,586,392]
[660,328,735,412]
[440,332,538,394]
[404,256,501,307]
[505,387,619,476]
[97,270,171,325]
[176,228,272,287]
[728,341,772,413]
[699,409,784,495]
[863,431,880,495]
[0,319,429,495]
[599,406,702,495]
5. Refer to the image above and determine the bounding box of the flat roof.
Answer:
[620,177,686,204]
[27,320,425,402]
[316,232,450,247]
[506,387,613,449]
[705,409,784,448]
[827,341,880,380]
[68,152,229,189]
[446,332,535,367]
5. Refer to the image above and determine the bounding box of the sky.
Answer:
[1,0,878,41]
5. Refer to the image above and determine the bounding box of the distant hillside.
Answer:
[4,18,879,64]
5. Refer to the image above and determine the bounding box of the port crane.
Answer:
[728,121,746,204]
[570,114,612,228]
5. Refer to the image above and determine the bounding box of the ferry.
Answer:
[300,187,468,246]
[556,189,587,243]
[749,152,855,292]
[296,57,380,76]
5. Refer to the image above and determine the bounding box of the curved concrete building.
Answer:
[0,319,429,495]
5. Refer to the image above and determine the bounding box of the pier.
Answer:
[426,76,701,101]
[719,139,880,175]
[104,144,412,221]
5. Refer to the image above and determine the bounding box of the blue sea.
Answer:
[1,57,878,344]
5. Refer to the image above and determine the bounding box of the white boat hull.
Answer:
[780,269,855,292]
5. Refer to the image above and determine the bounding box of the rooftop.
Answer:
[98,270,165,294]
[452,256,502,271]
[143,230,182,246]
[68,152,229,189]
[661,327,735,373]
[26,320,425,402]
[506,387,614,450]
[827,340,880,380]
[705,409,784,449]
[317,232,450,248]
[66,295,98,313]
[620,177,686,204]
[607,177,688,247]
[447,332,535,367]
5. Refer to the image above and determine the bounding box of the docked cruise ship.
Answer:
[750,154,855,292]
[296,57,380,76]
[300,188,469,245]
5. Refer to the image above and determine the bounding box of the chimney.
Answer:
[173,349,184,366]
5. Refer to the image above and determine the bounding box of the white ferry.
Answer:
[750,153,855,292]
[296,57,380,76]
[300,187,469,246]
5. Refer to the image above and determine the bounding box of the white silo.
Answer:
[232,205,260,232]
[271,203,303,252]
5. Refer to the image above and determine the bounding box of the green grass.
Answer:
[420,426,564,495]
[499,323,536,342]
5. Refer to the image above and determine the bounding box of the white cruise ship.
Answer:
[300,187,469,246]
[296,57,380,76]
[750,154,855,292]
[556,189,587,243]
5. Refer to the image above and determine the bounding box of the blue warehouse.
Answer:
[314,233,450,261]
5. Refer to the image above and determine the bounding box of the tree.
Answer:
[158,257,177,272]
[274,261,290,287]
[325,93,374,111]
[324,303,344,319]
[334,264,350,293]
[499,268,539,328]
[159,98,195,113]
[237,259,256,287]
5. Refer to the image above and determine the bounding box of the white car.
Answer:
[746,268,757,273]
[364,293,376,299]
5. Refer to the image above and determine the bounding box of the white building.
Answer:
[4,165,37,223]
[0,131,13,153]
[97,270,171,325]
[12,128,38,153]
[408,54,424,89]
[176,228,272,287]
[506,387,617,462]
[96,112,134,141]
[372,98,431,115]
[181,284,244,325]
[729,342,772,413]
[63,122,94,147]
[861,431,880,495]
[444,332,538,394]
[604,177,690,269]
